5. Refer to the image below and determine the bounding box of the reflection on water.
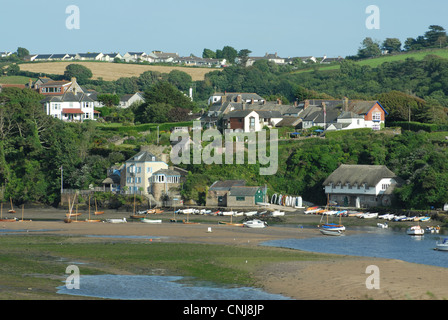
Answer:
[262,227,448,268]
[57,274,290,300]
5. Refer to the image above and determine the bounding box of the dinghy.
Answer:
[406,225,424,235]
[140,218,162,224]
[106,218,127,224]
[243,219,267,228]
[436,238,448,251]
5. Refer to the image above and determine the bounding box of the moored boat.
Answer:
[320,223,345,231]
[304,206,320,214]
[270,210,285,217]
[320,228,344,236]
[377,222,388,228]
[141,218,162,224]
[406,225,424,235]
[218,221,244,227]
[243,219,267,228]
[106,218,127,224]
[435,238,448,251]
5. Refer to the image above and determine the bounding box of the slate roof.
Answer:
[323,164,397,188]
[153,169,181,176]
[229,186,261,197]
[209,180,246,191]
[126,151,158,163]
[40,92,94,103]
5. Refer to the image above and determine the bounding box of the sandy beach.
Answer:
[2,206,448,300]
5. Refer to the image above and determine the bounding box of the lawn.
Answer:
[0,75,37,84]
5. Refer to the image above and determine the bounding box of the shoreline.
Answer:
[2,207,448,300]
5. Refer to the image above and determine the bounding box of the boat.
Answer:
[243,219,267,228]
[393,215,407,222]
[0,203,17,222]
[359,212,378,219]
[244,211,258,217]
[218,221,244,227]
[426,226,441,233]
[320,228,344,236]
[406,225,424,235]
[84,196,101,222]
[106,218,127,223]
[140,218,162,224]
[347,211,362,217]
[93,198,104,215]
[270,210,285,217]
[377,222,388,228]
[320,223,345,231]
[378,213,395,220]
[435,238,448,251]
[304,206,320,214]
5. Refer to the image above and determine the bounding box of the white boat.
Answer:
[377,222,388,228]
[244,211,258,217]
[221,211,234,216]
[436,238,448,251]
[378,213,394,220]
[106,218,127,224]
[320,228,344,236]
[359,212,378,219]
[243,219,267,228]
[426,226,441,233]
[233,211,244,217]
[140,218,162,224]
[322,210,338,216]
[271,210,285,217]
[393,215,407,222]
[406,225,424,235]
[321,223,345,231]
[304,206,320,214]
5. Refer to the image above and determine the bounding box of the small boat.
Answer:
[218,221,244,227]
[244,211,258,217]
[94,198,104,215]
[183,220,200,224]
[243,219,267,228]
[106,218,127,224]
[378,213,395,220]
[418,216,431,222]
[377,222,388,228]
[320,228,344,236]
[66,212,82,218]
[140,218,162,224]
[393,215,407,222]
[359,212,378,219]
[347,211,362,217]
[320,223,345,231]
[0,217,17,222]
[435,238,448,251]
[304,206,320,214]
[406,225,424,235]
[221,211,234,216]
[270,210,285,217]
[8,198,16,214]
[426,226,441,233]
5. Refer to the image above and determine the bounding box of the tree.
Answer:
[382,38,402,53]
[97,94,120,107]
[237,49,252,66]
[424,25,447,48]
[63,64,93,84]
[144,81,193,109]
[167,70,192,92]
[16,47,29,59]
[202,48,216,59]
[357,37,382,59]
[216,46,238,64]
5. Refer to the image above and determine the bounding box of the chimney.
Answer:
[221,94,226,103]
[236,94,242,103]
[71,77,77,83]
[304,100,309,110]
[277,98,282,105]
[251,98,254,104]
[294,100,298,107]
[344,97,349,112]
[28,78,33,89]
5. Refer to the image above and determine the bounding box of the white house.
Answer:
[103,53,123,62]
[323,164,400,208]
[122,52,148,63]
[40,77,97,122]
[75,53,104,61]
[223,110,262,133]
[148,51,179,63]
[119,92,145,108]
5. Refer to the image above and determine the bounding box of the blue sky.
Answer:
[2,0,447,58]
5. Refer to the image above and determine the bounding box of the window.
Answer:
[249,117,255,128]
[382,183,390,190]
[372,112,381,121]
[236,196,245,201]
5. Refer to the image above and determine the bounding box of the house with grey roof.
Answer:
[227,186,264,207]
[323,164,401,208]
[75,53,104,61]
[206,180,246,207]
[122,52,148,63]
[119,92,145,108]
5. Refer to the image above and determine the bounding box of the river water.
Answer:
[262,226,448,269]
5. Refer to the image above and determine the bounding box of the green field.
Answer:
[0,75,36,84]
[293,48,448,74]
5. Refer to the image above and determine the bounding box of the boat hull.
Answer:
[243,220,267,228]
[141,219,162,224]
[320,228,344,236]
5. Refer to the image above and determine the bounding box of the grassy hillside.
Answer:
[18,61,220,82]
[0,75,37,84]
[293,48,448,74]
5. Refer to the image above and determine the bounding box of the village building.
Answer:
[119,92,145,108]
[323,164,401,208]
[39,77,98,122]
[206,180,246,207]
[226,186,264,207]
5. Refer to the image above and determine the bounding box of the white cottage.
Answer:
[323,164,400,208]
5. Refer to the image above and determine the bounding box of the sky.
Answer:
[2,0,448,58]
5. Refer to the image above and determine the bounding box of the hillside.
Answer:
[293,48,448,74]
[18,61,220,82]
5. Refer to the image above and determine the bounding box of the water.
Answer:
[262,227,448,268]
[57,274,290,300]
